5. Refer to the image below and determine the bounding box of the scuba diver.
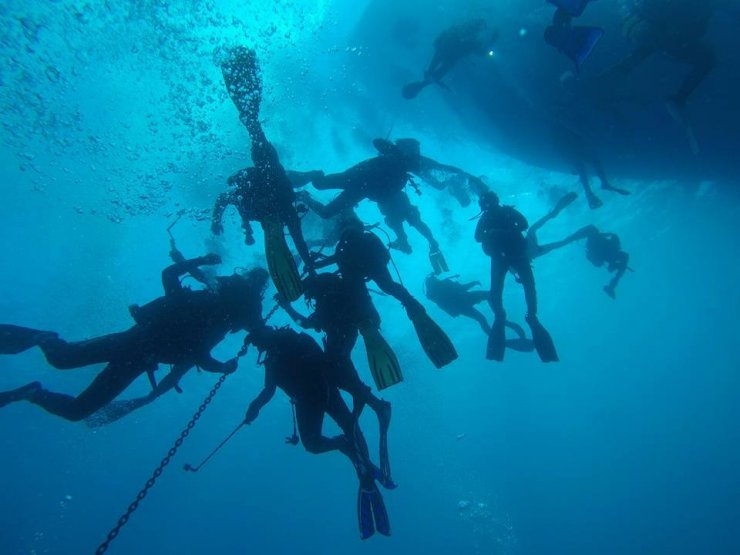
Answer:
[474,191,558,363]
[402,19,499,99]
[243,325,394,540]
[538,225,631,299]
[550,118,630,209]
[218,46,315,301]
[0,256,267,421]
[544,0,604,69]
[297,137,477,273]
[599,0,717,151]
[313,215,458,380]
[278,272,394,424]
[424,275,535,353]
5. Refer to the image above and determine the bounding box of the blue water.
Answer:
[1,1,739,554]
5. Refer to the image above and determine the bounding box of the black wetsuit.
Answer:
[319,227,422,313]
[475,204,538,321]
[245,329,367,462]
[304,150,472,252]
[1,257,263,421]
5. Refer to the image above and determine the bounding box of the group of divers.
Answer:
[3,0,698,540]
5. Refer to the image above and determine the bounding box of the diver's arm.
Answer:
[244,376,277,424]
[234,201,256,245]
[196,352,238,374]
[212,191,236,235]
[312,253,337,270]
[161,254,221,295]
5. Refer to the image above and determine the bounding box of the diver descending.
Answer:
[402,19,499,99]
[243,325,395,540]
[474,191,558,363]
[296,137,457,273]
[313,215,458,374]
[0,256,267,420]
[218,46,315,300]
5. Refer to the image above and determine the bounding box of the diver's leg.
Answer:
[39,331,134,370]
[295,397,338,455]
[671,41,716,106]
[604,251,629,299]
[284,210,313,268]
[404,201,440,251]
[460,307,491,335]
[302,190,355,220]
[371,265,418,310]
[379,199,412,254]
[538,224,598,256]
[488,258,507,321]
[515,261,538,318]
[576,160,603,209]
[591,157,629,195]
[28,360,143,422]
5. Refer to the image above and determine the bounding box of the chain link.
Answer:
[94,373,228,554]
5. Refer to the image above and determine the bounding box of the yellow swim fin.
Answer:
[262,219,303,302]
[408,307,458,369]
[358,321,403,391]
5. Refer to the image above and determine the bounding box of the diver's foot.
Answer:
[603,285,616,299]
[389,239,412,254]
[0,381,41,409]
[601,183,630,196]
[586,194,603,210]
[371,464,398,490]
[376,400,391,436]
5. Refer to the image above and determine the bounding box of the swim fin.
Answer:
[407,305,458,369]
[358,322,403,390]
[545,25,604,68]
[429,249,449,275]
[358,482,391,539]
[0,325,56,355]
[0,381,41,409]
[402,80,430,99]
[526,315,559,363]
[262,219,303,302]
[486,318,506,361]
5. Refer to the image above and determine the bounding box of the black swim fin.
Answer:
[402,80,430,99]
[0,325,56,355]
[526,315,559,363]
[486,318,506,361]
[407,306,458,369]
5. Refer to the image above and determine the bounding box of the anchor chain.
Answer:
[94,373,228,554]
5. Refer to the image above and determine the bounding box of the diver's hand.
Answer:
[201,253,222,265]
[244,404,260,425]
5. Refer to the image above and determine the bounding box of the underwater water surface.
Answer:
[1,1,739,554]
